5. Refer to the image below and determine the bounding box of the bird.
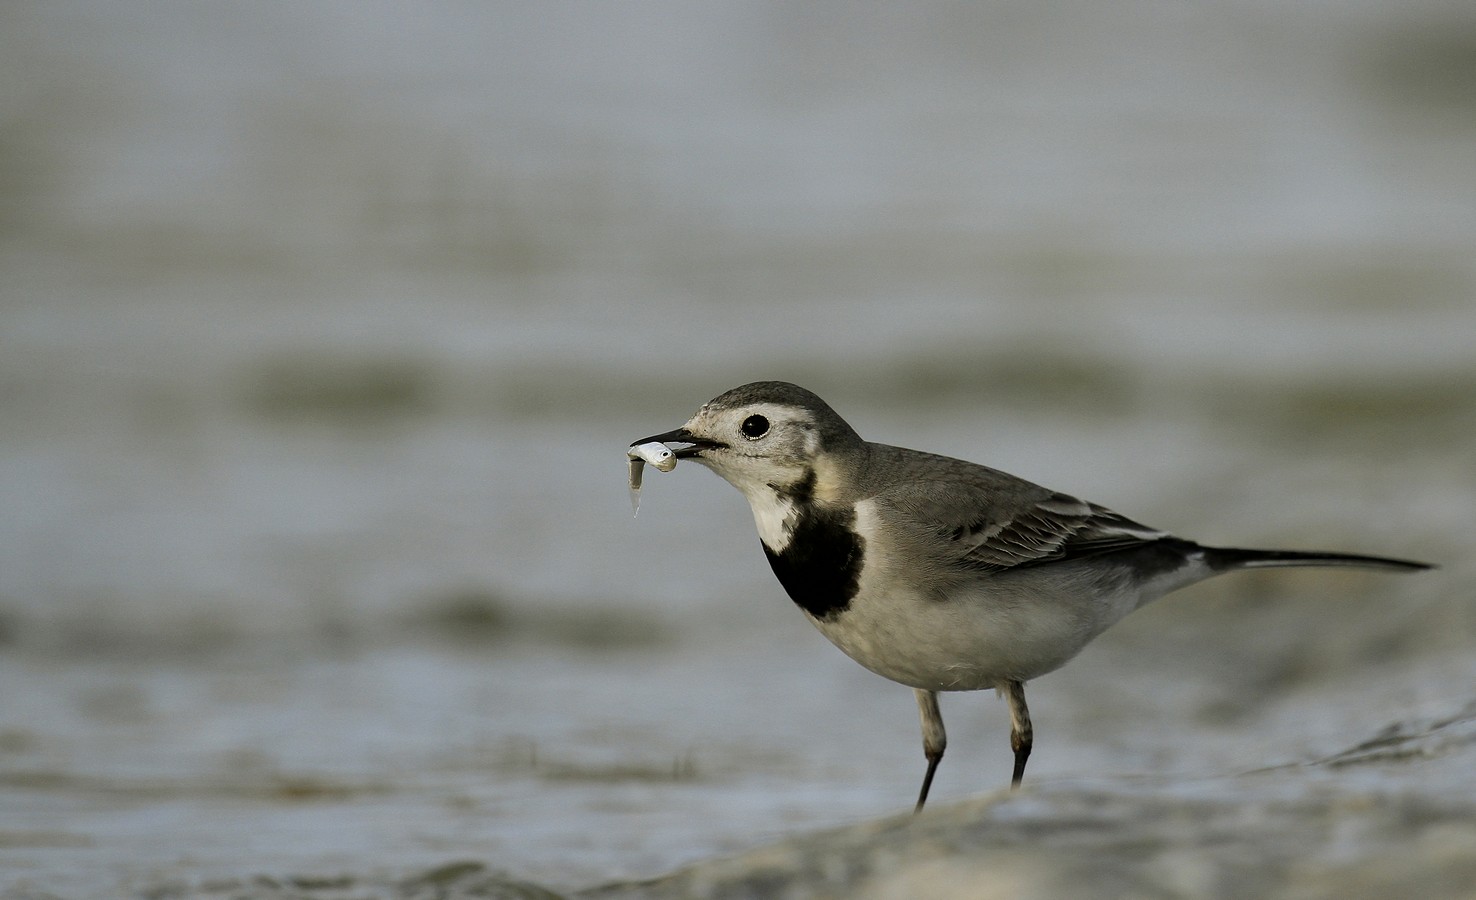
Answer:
[630,381,1433,812]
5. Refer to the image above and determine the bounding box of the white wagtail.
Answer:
[631,381,1433,811]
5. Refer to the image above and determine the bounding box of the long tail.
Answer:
[1203,546,1434,574]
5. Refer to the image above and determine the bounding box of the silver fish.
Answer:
[630,441,677,471]
[626,441,678,516]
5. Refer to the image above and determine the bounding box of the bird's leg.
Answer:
[1004,680,1032,788]
[913,688,946,813]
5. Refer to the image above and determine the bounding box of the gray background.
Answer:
[1,2,1473,896]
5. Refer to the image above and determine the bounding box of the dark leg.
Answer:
[913,689,946,813]
[1004,680,1032,788]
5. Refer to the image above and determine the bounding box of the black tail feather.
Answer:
[1203,546,1434,573]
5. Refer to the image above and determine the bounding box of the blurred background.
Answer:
[1,2,1473,896]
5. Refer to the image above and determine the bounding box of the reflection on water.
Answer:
[1,2,1473,896]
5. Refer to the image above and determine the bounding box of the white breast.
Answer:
[800,498,1125,691]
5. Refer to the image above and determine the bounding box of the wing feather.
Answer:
[866,447,1167,573]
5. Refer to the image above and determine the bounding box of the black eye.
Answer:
[740,414,769,439]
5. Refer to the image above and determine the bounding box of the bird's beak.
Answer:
[630,427,721,459]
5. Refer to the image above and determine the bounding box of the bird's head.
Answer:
[631,381,862,503]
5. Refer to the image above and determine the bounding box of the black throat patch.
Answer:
[761,499,864,622]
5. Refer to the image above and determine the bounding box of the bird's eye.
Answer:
[740,414,769,439]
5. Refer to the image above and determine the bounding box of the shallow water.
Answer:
[2,2,1474,896]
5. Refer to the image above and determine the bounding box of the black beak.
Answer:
[631,428,721,459]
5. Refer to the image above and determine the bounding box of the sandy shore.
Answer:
[138,696,1476,900]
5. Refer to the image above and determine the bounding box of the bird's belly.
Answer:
[804,575,1131,691]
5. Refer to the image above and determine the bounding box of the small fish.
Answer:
[630,441,677,472]
[627,456,645,516]
[627,441,677,516]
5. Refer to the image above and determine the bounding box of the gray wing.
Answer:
[944,490,1168,570]
[867,448,1168,572]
